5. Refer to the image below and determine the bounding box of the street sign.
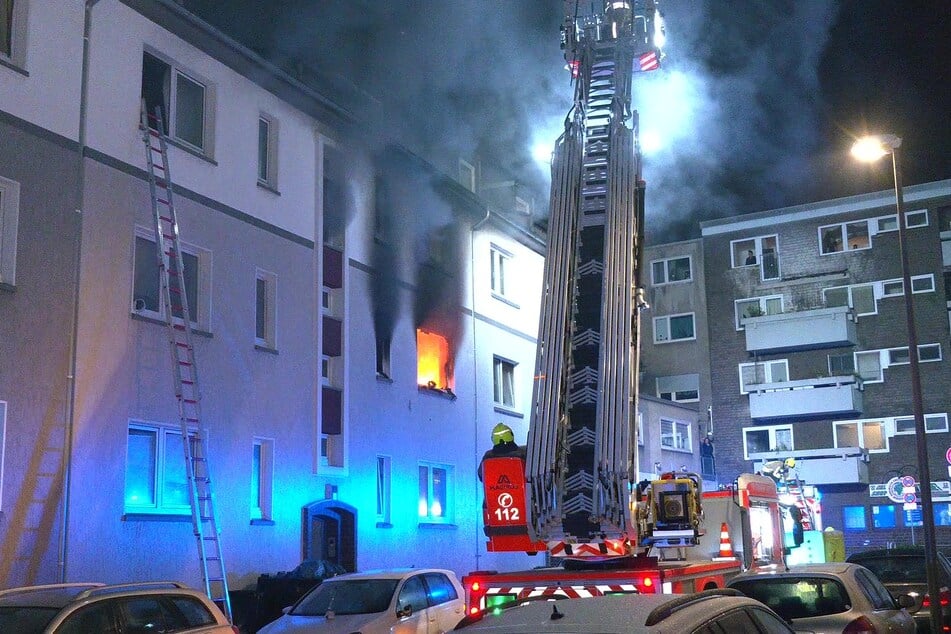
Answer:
[946,446,951,464]
[886,476,904,503]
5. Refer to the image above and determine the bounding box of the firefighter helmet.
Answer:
[492,423,515,446]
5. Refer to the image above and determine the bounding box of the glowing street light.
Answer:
[851,134,942,634]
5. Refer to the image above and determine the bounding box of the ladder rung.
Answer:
[158,198,170,205]
[186,417,199,423]
[183,398,198,405]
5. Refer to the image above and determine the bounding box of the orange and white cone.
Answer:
[718,522,734,558]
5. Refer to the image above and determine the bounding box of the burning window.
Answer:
[417,329,453,392]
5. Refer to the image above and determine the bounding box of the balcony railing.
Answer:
[749,447,870,485]
[744,305,856,354]
[748,375,863,422]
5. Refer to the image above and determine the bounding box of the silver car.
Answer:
[727,562,916,633]
[258,568,465,634]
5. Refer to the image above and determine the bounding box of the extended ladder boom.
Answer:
[140,106,232,621]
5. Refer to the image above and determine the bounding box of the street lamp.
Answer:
[851,134,942,634]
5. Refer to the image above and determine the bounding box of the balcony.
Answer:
[744,305,855,354]
[748,375,863,422]
[749,447,869,485]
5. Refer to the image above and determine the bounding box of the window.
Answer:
[490,245,511,298]
[251,438,274,521]
[843,506,866,530]
[855,351,883,382]
[738,360,788,393]
[660,419,691,452]
[653,313,695,343]
[0,0,12,58]
[0,400,5,511]
[125,422,193,514]
[871,505,897,529]
[911,275,935,293]
[888,344,942,364]
[418,462,453,523]
[514,196,531,216]
[656,374,699,403]
[823,283,876,315]
[730,235,779,280]
[895,413,948,435]
[834,420,888,453]
[423,572,459,605]
[820,220,870,253]
[1,0,26,66]
[937,503,951,527]
[458,159,476,192]
[417,330,453,391]
[132,228,211,331]
[257,115,278,188]
[828,353,855,375]
[905,209,928,227]
[887,347,910,365]
[493,356,516,408]
[742,425,793,458]
[375,336,391,379]
[637,412,644,446]
[141,51,212,153]
[376,455,391,524]
[0,175,19,287]
[875,215,898,233]
[255,269,277,349]
[734,295,783,330]
[651,256,692,285]
[882,280,904,297]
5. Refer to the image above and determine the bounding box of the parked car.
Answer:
[847,547,951,633]
[727,562,916,633]
[453,588,794,633]
[257,568,465,634]
[0,581,237,634]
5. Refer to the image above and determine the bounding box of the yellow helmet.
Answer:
[492,423,515,446]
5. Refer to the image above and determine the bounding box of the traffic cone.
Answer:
[718,522,734,558]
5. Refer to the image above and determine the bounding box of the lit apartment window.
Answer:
[490,245,511,298]
[493,356,516,408]
[834,419,888,453]
[660,419,691,452]
[417,329,453,392]
[819,220,870,253]
[125,422,194,514]
[651,256,691,285]
[0,175,20,287]
[742,425,793,459]
[376,455,392,524]
[251,438,274,521]
[418,462,453,523]
[738,360,788,394]
[730,235,779,280]
[255,269,277,349]
[132,228,211,331]
[258,115,279,188]
[734,295,783,330]
[653,313,695,343]
[843,506,867,530]
[141,51,212,153]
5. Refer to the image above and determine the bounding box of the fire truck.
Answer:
[465,0,787,615]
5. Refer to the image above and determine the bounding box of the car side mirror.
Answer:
[397,604,413,618]
[897,594,916,609]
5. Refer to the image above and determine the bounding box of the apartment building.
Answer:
[700,180,951,552]
[0,0,544,592]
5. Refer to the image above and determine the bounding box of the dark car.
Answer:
[848,547,951,633]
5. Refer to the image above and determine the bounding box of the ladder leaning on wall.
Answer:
[139,104,232,622]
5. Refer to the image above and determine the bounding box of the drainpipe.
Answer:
[470,205,490,571]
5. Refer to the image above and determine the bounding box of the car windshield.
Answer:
[856,555,927,583]
[0,606,60,634]
[292,579,400,616]
[731,577,850,621]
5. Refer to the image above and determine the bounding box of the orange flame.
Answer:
[417,329,452,390]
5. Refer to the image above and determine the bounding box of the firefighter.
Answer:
[478,423,526,481]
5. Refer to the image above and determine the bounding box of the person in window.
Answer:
[478,423,526,481]
[745,250,757,265]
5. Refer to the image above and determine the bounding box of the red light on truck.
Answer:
[469,606,479,616]
[642,577,653,588]
[471,582,480,592]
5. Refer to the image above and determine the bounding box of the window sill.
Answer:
[0,281,14,293]
[251,519,275,526]
[164,137,218,166]
[0,56,28,77]
[491,292,520,309]
[660,447,694,455]
[376,373,393,383]
[418,522,457,530]
[257,180,281,196]
[254,343,279,355]
[493,405,523,419]
[376,521,394,529]
[418,385,457,401]
[131,311,213,338]
[123,512,192,522]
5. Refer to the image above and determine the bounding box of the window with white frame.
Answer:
[742,425,793,458]
[653,313,695,343]
[881,275,936,297]
[0,400,6,511]
[823,283,876,315]
[886,344,942,365]
[895,413,948,435]
[255,269,277,349]
[493,356,516,408]
[660,418,691,452]
[0,175,20,287]
[251,437,274,521]
[656,374,699,402]
[739,360,788,393]
[834,419,888,453]
[458,159,476,192]
[854,350,883,382]
[875,215,898,233]
[820,220,870,253]
[257,115,278,188]
[651,256,692,285]
[730,235,779,280]
[376,455,391,524]
[734,295,783,330]
[132,228,211,331]
[124,422,194,514]
[906,209,928,227]
[490,245,511,299]
[828,353,855,376]
[418,462,453,523]
[141,51,213,154]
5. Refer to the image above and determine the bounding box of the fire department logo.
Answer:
[498,493,514,508]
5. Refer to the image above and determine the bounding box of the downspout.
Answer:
[470,205,490,571]
[60,0,99,581]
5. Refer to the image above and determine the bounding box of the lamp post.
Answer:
[851,134,942,634]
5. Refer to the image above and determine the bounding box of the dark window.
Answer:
[57,603,117,634]
[255,277,267,340]
[141,52,171,133]
[854,568,897,610]
[168,596,217,626]
[397,575,429,614]
[706,608,760,634]
[376,336,391,378]
[1,0,12,57]
[258,117,270,182]
[133,236,198,323]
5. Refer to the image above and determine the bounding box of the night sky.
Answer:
[182,0,950,242]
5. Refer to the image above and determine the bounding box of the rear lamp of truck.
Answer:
[922,590,951,608]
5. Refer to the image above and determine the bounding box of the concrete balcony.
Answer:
[744,306,856,354]
[750,447,870,485]
[748,375,863,422]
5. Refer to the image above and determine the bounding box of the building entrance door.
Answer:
[302,500,356,572]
